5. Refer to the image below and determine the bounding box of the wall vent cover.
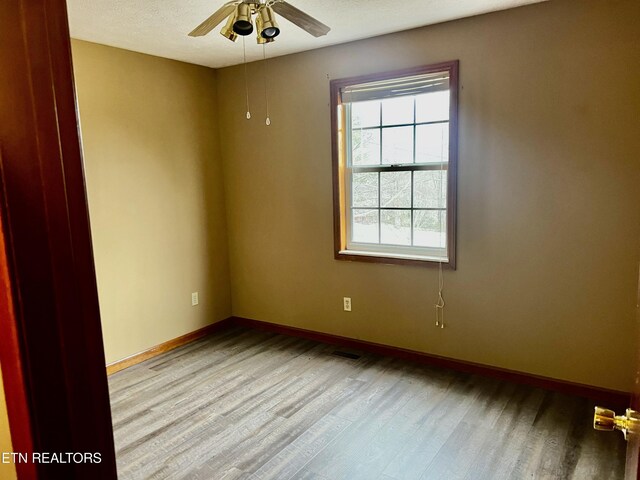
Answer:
[332,350,361,360]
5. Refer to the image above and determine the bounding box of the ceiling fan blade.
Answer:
[271,1,330,38]
[189,1,239,37]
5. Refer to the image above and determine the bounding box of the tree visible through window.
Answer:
[331,62,458,267]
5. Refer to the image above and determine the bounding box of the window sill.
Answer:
[336,249,455,269]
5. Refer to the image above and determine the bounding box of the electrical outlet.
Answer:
[191,292,199,306]
[343,297,352,312]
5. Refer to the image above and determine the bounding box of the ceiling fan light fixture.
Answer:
[257,6,280,39]
[220,12,238,42]
[256,10,276,44]
[256,33,275,45]
[233,3,254,36]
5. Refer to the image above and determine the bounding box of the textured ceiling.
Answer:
[67,0,548,68]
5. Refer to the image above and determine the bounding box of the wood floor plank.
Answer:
[289,469,331,480]
[415,380,517,480]
[109,327,625,480]
[248,414,351,480]
[318,368,458,480]
[508,391,581,478]
[462,385,546,480]
[381,374,494,480]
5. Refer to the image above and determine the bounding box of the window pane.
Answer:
[380,171,411,208]
[382,126,413,165]
[381,210,411,245]
[352,209,379,244]
[352,128,380,166]
[413,210,447,248]
[415,90,450,123]
[382,96,414,126]
[414,171,447,208]
[352,100,381,128]
[352,173,379,208]
[415,123,448,164]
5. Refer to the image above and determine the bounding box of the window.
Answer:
[331,62,458,268]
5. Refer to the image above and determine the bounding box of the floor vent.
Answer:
[332,350,361,360]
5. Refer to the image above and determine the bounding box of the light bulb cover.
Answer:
[256,9,276,44]
[233,3,253,36]
[220,12,238,42]
[257,6,280,39]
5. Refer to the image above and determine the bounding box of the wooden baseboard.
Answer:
[231,316,631,410]
[106,318,234,375]
[105,315,630,410]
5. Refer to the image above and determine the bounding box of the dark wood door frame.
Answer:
[0,0,117,478]
[628,265,640,480]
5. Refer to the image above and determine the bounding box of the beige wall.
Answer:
[0,368,16,480]
[216,0,640,391]
[72,40,231,364]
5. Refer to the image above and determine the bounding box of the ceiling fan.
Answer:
[188,0,331,44]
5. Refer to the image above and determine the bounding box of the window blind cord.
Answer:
[263,44,271,126]
[435,128,446,328]
[243,37,251,120]
[435,262,445,328]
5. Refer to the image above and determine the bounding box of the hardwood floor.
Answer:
[108,327,626,480]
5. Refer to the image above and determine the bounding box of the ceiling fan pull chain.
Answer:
[243,36,251,120]
[263,43,271,126]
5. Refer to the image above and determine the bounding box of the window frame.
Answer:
[330,61,459,269]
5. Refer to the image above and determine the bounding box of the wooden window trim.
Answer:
[330,61,459,269]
